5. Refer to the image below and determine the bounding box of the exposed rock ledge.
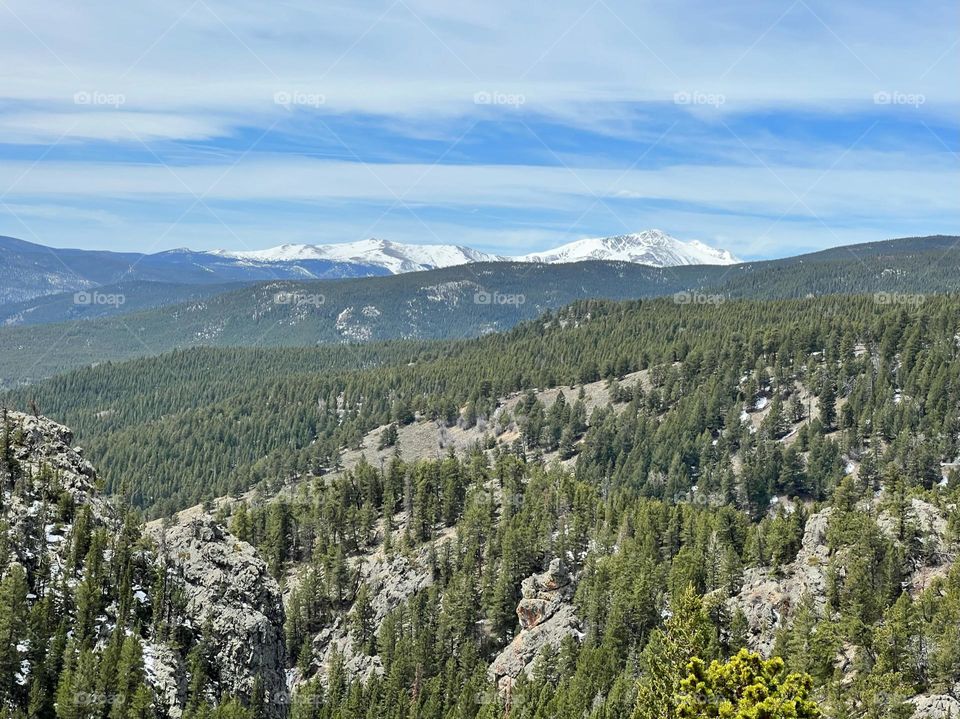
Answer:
[730,509,832,655]
[911,694,960,718]
[489,559,583,691]
[6,410,106,512]
[146,516,288,718]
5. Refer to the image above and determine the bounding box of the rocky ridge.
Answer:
[301,549,436,688]
[731,497,954,657]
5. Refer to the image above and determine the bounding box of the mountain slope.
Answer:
[0,280,250,327]
[516,229,739,266]
[221,237,504,274]
[0,235,389,305]
[0,261,683,385]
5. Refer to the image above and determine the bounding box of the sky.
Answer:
[0,0,956,260]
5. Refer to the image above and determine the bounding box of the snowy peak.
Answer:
[210,230,737,275]
[515,230,739,267]
[219,239,503,274]
[312,238,503,274]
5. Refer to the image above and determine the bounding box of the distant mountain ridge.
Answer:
[0,230,734,305]
[1,233,958,385]
[215,237,503,274]
[0,234,387,305]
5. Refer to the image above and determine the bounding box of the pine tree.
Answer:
[632,584,715,719]
[818,377,837,431]
[110,634,150,719]
[677,649,822,718]
[349,583,375,655]
[0,564,29,704]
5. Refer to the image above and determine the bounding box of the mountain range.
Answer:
[216,230,740,272]
[0,233,957,386]
[0,230,735,306]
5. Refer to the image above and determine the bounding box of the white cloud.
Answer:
[0,156,954,215]
[0,0,955,258]
[0,112,233,143]
[0,155,956,258]
[0,0,956,139]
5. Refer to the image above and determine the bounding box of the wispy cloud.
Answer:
[0,0,956,257]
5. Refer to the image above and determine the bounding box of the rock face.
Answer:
[730,509,831,654]
[732,497,955,656]
[910,694,960,718]
[143,642,187,714]
[1,410,116,590]
[303,545,436,688]
[489,559,582,690]
[146,516,288,717]
[878,497,952,561]
[3,411,291,717]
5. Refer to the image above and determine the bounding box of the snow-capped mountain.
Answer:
[219,239,503,275]
[514,230,739,266]
[213,231,736,275]
[0,231,739,308]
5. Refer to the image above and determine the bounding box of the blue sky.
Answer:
[0,0,956,260]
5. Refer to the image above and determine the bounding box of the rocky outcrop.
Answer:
[4,410,106,511]
[146,516,288,718]
[878,498,952,562]
[2,411,117,592]
[3,411,287,717]
[489,559,582,691]
[304,545,436,688]
[729,509,831,654]
[142,642,187,715]
[910,694,960,718]
[732,498,953,656]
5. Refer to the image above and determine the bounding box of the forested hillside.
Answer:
[7,292,959,517]
[2,287,960,717]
